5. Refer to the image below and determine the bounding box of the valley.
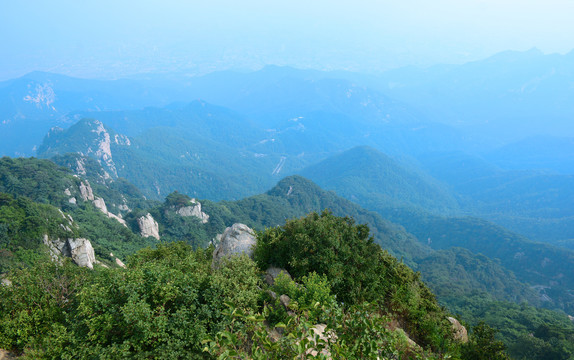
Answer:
[1,49,574,359]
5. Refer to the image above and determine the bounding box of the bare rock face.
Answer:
[1,276,11,287]
[78,180,95,201]
[93,197,108,214]
[43,234,68,264]
[448,317,469,343]
[43,234,97,269]
[90,197,127,227]
[212,223,256,266]
[137,213,160,240]
[108,212,127,226]
[175,199,209,223]
[67,238,96,269]
[0,348,19,359]
[115,257,127,268]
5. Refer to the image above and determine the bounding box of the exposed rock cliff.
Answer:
[93,197,108,214]
[137,213,160,240]
[43,235,97,269]
[212,223,256,266]
[78,180,95,201]
[174,198,209,223]
[67,238,97,269]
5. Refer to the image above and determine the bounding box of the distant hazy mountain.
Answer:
[418,151,574,243]
[299,146,460,215]
[376,48,574,143]
[485,135,574,175]
[37,116,289,201]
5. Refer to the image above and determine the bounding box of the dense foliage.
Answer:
[254,210,456,352]
[0,243,262,359]
[1,214,512,359]
[0,193,77,271]
[385,208,574,314]
[0,157,154,264]
[447,295,574,360]
[415,247,539,305]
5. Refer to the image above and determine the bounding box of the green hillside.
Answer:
[299,145,460,215]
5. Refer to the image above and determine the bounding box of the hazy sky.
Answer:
[1,0,573,79]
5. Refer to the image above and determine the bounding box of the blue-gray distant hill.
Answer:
[299,146,460,215]
[376,48,574,142]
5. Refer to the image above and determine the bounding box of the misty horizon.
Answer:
[2,0,574,80]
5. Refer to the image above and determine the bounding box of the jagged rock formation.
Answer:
[75,180,127,226]
[137,213,160,240]
[43,235,97,269]
[93,197,108,213]
[448,317,468,343]
[174,199,209,223]
[89,120,119,177]
[78,180,95,201]
[212,223,256,266]
[67,238,97,269]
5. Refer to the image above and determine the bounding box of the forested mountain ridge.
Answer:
[0,157,155,270]
[1,156,574,358]
[37,116,288,201]
[299,145,460,215]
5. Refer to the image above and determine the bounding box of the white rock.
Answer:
[79,181,95,201]
[175,199,209,223]
[93,197,108,214]
[448,317,469,343]
[115,257,127,268]
[108,212,127,227]
[67,238,96,269]
[137,213,160,240]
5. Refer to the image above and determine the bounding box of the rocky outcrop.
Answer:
[110,253,127,269]
[43,234,97,269]
[67,238,96,269]
[0,348,19,359]
[78,180,95,201]
[93,197,108,214]
[212,223,256,266]
[89,196,127,226]
[448,317,468,343]
[108,212,127,226]
[1,276,11,287]
[137,213,160,240]
[175,199,209,223]
[306,324,337,358]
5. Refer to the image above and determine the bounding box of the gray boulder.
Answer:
[265,267,292,286]
[212,223,256,266]
[448,317,469,343]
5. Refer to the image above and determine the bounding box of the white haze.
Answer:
[1,0,573,79]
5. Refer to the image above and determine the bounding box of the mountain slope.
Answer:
[376,49,574,142]
[299,146,460,215]
[419,151,574,243]
[37,117,288,200]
